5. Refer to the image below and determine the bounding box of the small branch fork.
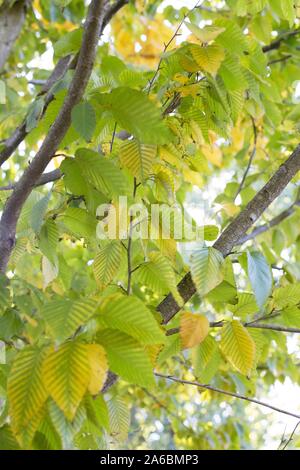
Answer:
[234,117,257,200]
[155,373,300,420]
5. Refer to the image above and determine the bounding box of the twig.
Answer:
[155,373,300,420]
[282,420,300,450]
[146,0,202,94]
[234,117,257,199]
[127,177,137,294]
[110,122,117,153]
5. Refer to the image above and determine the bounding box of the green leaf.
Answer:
[0,425,21,450]
[281,306,300,328]
[84,394,109,431]
[184,22,225,43]
[8,347,48,433]
[107,395,130,442]
[0,80,6,105]
[71,102,96,142]
[42,298,98,343]
[215,19,248,55]
[48,399,86,449]
[220,320,256,376]
[97,329,155,387]
[43,341,91,420]
[192,335,221,383]
[93,241,122,289]
[120,139,157,181]
[99,87,172,144]
[191,247,224,296]
[247,251,272,308]
[98,294,165,345]
[30,193,51,234]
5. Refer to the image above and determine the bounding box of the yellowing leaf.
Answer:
[85,344,108,395]
[120,139,157,181]
[185,22,225,43]
[180,312,209,349]
[201,143,223,167]
[220,320,255,376]
[190,44,225,75]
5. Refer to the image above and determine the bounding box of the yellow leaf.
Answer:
[190,44,225,75]
[85,344,108,395]
[180,312,210,349]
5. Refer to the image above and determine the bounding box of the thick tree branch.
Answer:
[155,373,300,420]
[158,145,300,324]
[0,0,28,70]
[0,0,107,273]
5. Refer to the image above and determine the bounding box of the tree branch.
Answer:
[237,199,300,245]
[158,145,300,324]
[234,117,257,199]
[262,29,300,53]
[0,0,107,273]
[155,373,300,420]
[0,55,73,167]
